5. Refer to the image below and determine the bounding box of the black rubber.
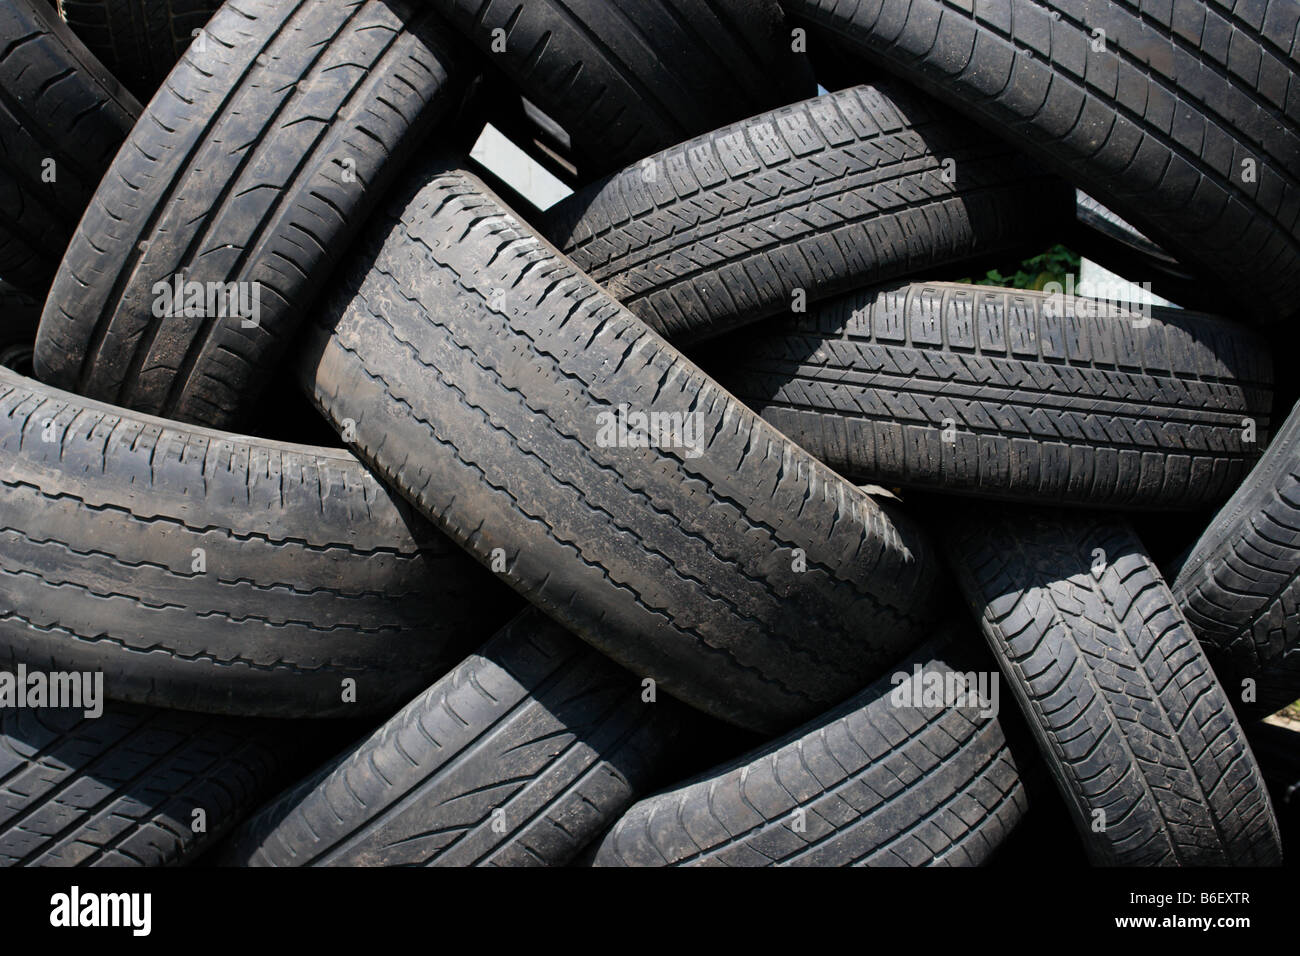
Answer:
[590,630,1030,867]
[782,0,1300,323]
[60,0,222,100]
[544,83,1073,344]
[298,160,941,735]
[944,508,1283,866]
[1,699,289,866]
[0,0,139,294]
[34,0,469,430]
[0,283,40,376]
[426,0,816,178]
[0,365,509,718]
[1173,399,1300,719]
[1066,190,1230,314]
[708,280,1274,508]
[225,609,687,867]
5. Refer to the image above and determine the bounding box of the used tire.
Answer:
[944,508,1283,866]
[427,0,815,179]
[60,0,222,100]
[782,0,1300,323]
[1173,399,1300,718]
[544,83,1073,344]
[225,609,687,867]
[0,0,139,293]
[0,700,293,866]
[0,366,508,718]
[591,629,1031,867]
[299,160,941,735]
[34,0,469,430]
[709,281,1273,508]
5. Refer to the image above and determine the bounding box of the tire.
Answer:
[1066,190,1228,314]
[590,630,1031,867]
[0,365,509,718]
[33,0,470,430]
[298,159,941,735]
[0,700,290,866]
[0,0,139,294]
[708,280,1274,509]
[426,0,816,179]
[781,0,1300,324]
[224,609,687,867]
[1173,399,1300,719]
[0,283,41,376]
[59,0,222,100]
[944,508,1283,866]
[1074,191,1181,273]
[544,83,1073,344]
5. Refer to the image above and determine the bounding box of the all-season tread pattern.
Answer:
[226,609,684,867]
[1173,399,1300,717]
[0,366,507,717]
[0,0,139,292]
[783,0,1300,322]
[713,281,1273,508]
[428,0,815,176]
[544,83,1073,343]
[592,633,1029,867]
[35,0,467,429]
[0,700,285,866]
[61,0,222,99]
[946,509,1282,866]
[298,160,940,734]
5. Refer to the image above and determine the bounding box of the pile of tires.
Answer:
[0,0,1295,868]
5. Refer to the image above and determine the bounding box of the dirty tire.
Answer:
[60,0,222,100]
[0,0,139,293]
[298,160,941,735]
[427,0,815,177]
[0,700,289,866]
[0,366,508,718]
[782,0,1300,323]
[543,82,1072,344]
[34,0,468,429]
[711,281,1273,508]
[225,609,687,867]
[1173,399,1300,718]
[591,630,1030,867]
[945,508,1283,866]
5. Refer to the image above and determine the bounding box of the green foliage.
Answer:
[960,244,1081,291]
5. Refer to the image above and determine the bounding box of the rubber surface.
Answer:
[60,0,222,99]
[34,0,468,429]
[0,0,139,293]
[0,365,508,718]
[0,283,40,375]
[225,609,686,867]
[1173,398,1300,718]
[945,508,1283,866]
[298,159,941,735]
[545,82,1073,343]
[710,280,1273,508]
[427,0,816,177]
[591,630,1030,866]
[1,699,287,866]
[782,0,1300,323]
